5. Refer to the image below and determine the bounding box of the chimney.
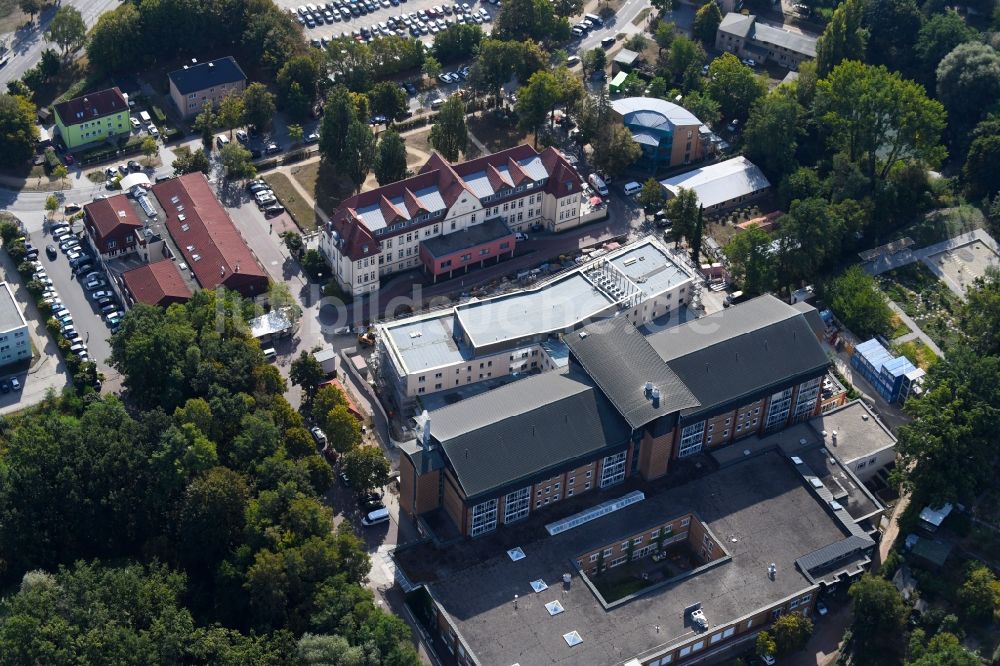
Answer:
[191,58,197,64]
[831,430,838,446]
[420,410,431,451]
[208,62,215,68]
[183,65,189,70]
[651,387,661,407]
[644,381,653,397]
[768,563,777,580]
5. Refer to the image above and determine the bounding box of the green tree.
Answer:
[936,43,1000,138]
[342,446,391,492]
[219,142,256,180]
[85,3,142,74]
[324,404,362,454]
[217,93,245,139]
[276,54,321,120]
[682,90,720,126]
[288,123,304,145]
[863,0,923,72]
[849,574,907,653]
[312,384,346,426]
[957,562,1000,624]
[44,194,58,218]
[517,70,561,142]
[374,129,408,186]
[176,467,250,574]
[963,130,1000,201]
[706,53,767,124]
[724,225,775,296]
[693,1,722,45]
[19,0,42,22]
[638,177,665,210]
[46,6,86,57]
[141,136,158,166]
[281,231,304,258]
[624,34,649,53]
[593,124,641,176]
[429,95,467,162]
[772,613,813,655]
[907,631,981,666]
[816,0,868,76]
[776,198,846,283]
[422,54,443,82]
[0,94,39,168]
[172,146,210,175]
[583,47,607,78]
[38,49,60,80]
[493,0,568,42]
[338,120,375,193]
[913,10,976,86]
[319,86,356,165]
[290,351,325,404]
[242,83,277,132]
[743,89,801,181]
[368,81,407,123]
[654,22,675,53]
[823,265,892,338]
[664,187,699,244]
[51,164,68,187]
[755,631,777,659]
[664,35,706,87]
[194,100,217,151]
[433,23,484,63]
[816,60,946,181]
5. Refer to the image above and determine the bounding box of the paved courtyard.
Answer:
[925,237,1000,299]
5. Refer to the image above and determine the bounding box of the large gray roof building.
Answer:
[716,13,818,69]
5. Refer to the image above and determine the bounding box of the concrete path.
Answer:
[863,228,997,278]
[887,300,944,359]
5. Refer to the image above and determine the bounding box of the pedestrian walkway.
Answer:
[886,300,944,359]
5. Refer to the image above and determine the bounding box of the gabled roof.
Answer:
[54,87,128,127]
[168,57,246,95]
[429,370,631,499]
[151,173,267,295]
[647,295,830,417]
[660,156,771,209]
[566,316,700,429]
[718,11,756,38]
[328,145,582,261]
[121,259,192,307]
[83,194,143,240]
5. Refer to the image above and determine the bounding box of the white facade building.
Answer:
[320,145,587,297]
[0,282,31,368]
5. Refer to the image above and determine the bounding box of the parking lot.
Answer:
[277,0,497,47]
[35,223,121,373]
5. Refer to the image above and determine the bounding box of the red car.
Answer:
[63,154,75,165]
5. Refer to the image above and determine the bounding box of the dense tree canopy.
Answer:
[706,54,767,124]
[0,288,420,664]
[0,94,39,168]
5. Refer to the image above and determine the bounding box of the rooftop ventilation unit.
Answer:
[507,547,526,562]
[529,579,547,593]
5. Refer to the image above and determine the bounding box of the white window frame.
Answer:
[600,451,627,488]
[678,420,706,457]
[764,387,794,432]
[470,498,498,537]
[503,486,531,524]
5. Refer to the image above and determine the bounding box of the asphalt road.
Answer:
[34,226,115,371]
[0,0,121,86]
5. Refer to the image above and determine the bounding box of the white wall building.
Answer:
[0,282,31,368]
[320,145,587,297]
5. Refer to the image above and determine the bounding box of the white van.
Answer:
[362,507,390,526]
[588,173,609,197]
[216,134,230,149]
[263,347,277,361]
[139,111,151,123]
[623,181,642,196]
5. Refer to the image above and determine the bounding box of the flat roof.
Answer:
[608,242,691,299]
[400,452,866,666]
[383,312,469,375]
[809,401,897,464]
[0,282,26,332]
[455,273,613,348]
[421,217,513,258]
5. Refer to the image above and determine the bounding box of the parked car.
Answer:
[256,195,277,208]
[148,124,159,138]
[310,426,328,446]
[44,244,57,259]
[90,290,112,301]
[264,142,282,155]
[264,205,286,217]
[305,132,320,143]
[816,600,828,616]
[59,239,80,252]
[9,377,20,391]
[66,250,83,261]
[84,278,107,290]
[0,380,9,393]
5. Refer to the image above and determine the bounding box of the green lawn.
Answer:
[891,339,938,370]
[263,172,317,232]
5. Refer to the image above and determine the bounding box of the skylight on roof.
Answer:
[507,547,525,562]
[170,196,180,204]
[563,631,582,647]
[192,254,202,262]
[529,579,548,593]
[178,214,186,222]
[545,601,565,616]
[117,210,127,218]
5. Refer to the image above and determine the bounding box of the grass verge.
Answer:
[263,172,317,232]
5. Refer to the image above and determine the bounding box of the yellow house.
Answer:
[53,87,131,151]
